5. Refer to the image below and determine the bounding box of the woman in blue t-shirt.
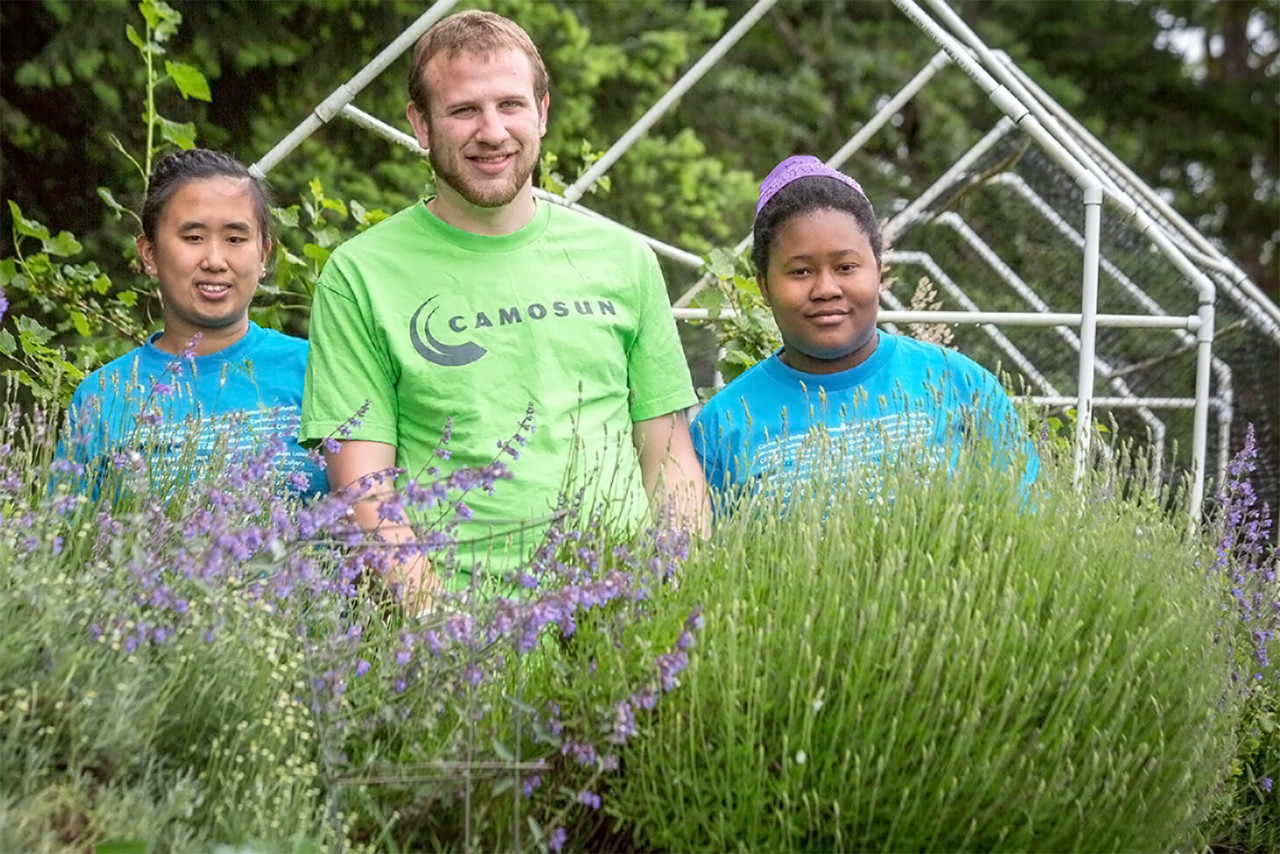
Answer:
[65,148,325,498]
[692,155,1037,511]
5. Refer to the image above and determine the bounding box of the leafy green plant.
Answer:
[259,177,390,333]
[110,0,211,193]
[538,140,613,198]
[0,204,145,405]
[689,246,779,389]
[0,0,211,407]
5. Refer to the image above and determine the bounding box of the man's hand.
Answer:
[633,411,711,538]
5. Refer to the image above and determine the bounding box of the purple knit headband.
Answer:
[756,155,868,216]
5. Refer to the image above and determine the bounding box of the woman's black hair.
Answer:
[751,175,882,276]
[140,149,273,247]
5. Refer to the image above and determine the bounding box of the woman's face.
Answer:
[136,176,270,353]
[759,207,882,374]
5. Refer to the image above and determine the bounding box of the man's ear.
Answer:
[136,234,155,275]
[406,101,430,151]
[538,93,549,137]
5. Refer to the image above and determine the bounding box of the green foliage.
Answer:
[259,176,390,335]
[1,202,147,405]
[116,0,212,187]
[0,0,217,407]
[608,444,1240,851]
[689,246,778,389]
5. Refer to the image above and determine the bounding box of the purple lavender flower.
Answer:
[547,826,567,852]
[611,699,636,743]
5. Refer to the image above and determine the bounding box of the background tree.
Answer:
[2,0,1275,492]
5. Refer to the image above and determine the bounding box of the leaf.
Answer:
[43,231,83,257]
[273,205,300,229]
[0,329,16,355]
[734,274,762,297]
[138,0,161,31]
[70,310,91,337]
[302,244,331,265]
[707,247,737,280]
[357,208,390,232]
[0,258,16,285]
[125,24,146,50]
[692,288,725,313]
[8,201,51,240]
[98,187,128,221]
[319,197,348,218]
[24,254,53,277]
[92,273,111,295]
[491,737,516,762]
[164,60,211,101]
[308,225,340,249]
[117,291,139,307]
[156,116,196,150]
[16,316,55,346]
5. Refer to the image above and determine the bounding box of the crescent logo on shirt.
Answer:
[409,295,619,367]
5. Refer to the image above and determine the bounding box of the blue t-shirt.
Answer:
[64,322,326,499]
[691,331,1038,508]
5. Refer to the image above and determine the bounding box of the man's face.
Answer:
[408,48,548,221]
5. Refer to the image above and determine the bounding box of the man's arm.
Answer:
[632,411,711,538]
[326,439,438,607]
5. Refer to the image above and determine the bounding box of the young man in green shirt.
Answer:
[300,10,708,606]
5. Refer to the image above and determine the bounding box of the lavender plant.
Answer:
[1203,424,1280,851]
[606,438,1238,852]
[0,360,701,852]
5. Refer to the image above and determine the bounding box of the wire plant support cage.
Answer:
[252,0,1280,524]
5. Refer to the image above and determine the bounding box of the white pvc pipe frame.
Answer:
[884,121,1234,487]
[249,0,1231,519]
[895,0,1218,519]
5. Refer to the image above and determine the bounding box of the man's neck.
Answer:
[427,186,537,236]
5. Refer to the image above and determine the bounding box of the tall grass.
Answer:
[608,441,1242,852]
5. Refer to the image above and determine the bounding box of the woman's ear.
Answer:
[135,234,155,275]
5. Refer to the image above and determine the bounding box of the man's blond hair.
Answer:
[407,10,549,114]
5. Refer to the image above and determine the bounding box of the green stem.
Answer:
[142,20,156,189]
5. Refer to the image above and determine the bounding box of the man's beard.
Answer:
[428,143,540,209]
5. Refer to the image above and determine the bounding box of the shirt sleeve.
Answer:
[624,246,697,422]
[299,260,400,448]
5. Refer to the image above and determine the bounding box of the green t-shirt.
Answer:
[300,200,696,585]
